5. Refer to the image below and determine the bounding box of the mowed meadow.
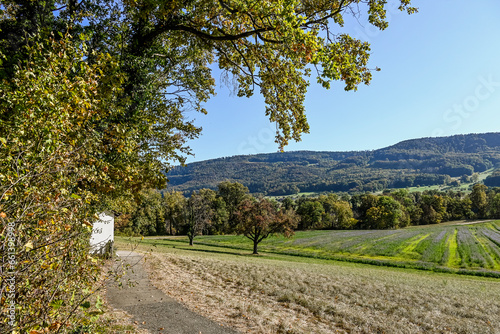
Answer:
[117,223,500,333]
[161,220,500,277]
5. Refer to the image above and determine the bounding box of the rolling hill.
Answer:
[165,133,500,195]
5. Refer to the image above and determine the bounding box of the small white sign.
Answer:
[90,212,114,255]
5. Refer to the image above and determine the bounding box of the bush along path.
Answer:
[107,251,239,334]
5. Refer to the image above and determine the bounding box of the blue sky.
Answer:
[184,0,500,163]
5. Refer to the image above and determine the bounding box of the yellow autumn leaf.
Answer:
[25,241,34,251]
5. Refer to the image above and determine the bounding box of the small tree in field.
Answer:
[236,199,298,254]
[183,192,213,246]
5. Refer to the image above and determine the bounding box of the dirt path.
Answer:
[106,250,239,334]
[455,220,493,225]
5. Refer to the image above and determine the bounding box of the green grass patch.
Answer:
[406,169,495,194]
[401,233,431,259]
[446,228,460,267]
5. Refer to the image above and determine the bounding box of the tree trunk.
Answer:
[253,240,259,255]
[188,229,194,245]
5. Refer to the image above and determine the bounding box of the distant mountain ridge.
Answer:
[166,133,500,195]
[381,132,500,153]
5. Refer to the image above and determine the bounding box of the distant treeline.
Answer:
[166,133,500,196]
[116,181,500,237]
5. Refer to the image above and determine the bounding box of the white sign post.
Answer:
[89,212,114,256]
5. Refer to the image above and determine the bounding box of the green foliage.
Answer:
[355,193,379,222]
[217,181,249,233]
[419,194,446,225]
[182,190,216,245]
[484,170,500,187]
[162,190,187,236]
[318,194,355,229]
[82,0,415,151]
[365,196,409,229]
[198,189,229,235]
[122,187,231,242]
[488,193,500,219]
[470,184,488,218]
[130,189,165,236]
[352,188,500,227]
[296,200,325,229]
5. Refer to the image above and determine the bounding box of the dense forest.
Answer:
[119,182,500,239]
[166,133,500,195]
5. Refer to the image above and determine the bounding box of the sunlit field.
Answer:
[144,221,500,277]
[117,230,500,333]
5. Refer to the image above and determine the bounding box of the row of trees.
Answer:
[293,184,499,229]
[124,183,500,242]
[121,182,357,238]
[352,184,499,228]
[119,182,297,254]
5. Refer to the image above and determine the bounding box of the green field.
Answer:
[117,231,500,333]
[142,221,500,277]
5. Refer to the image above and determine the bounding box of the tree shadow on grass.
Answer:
[172,245,266,257]
[142,238,260,257]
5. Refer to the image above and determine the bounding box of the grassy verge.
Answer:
[116,237,500,334]
[91,307,149,334]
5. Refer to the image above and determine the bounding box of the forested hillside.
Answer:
[166,133,500,195]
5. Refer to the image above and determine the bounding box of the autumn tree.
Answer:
[182,191,214,245]
[0,35,119,332]
[365,196,409,229]
[236,198,297,255]
[0,0,416,331]
[319,195,355,229]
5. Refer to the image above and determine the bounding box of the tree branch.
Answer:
[142,1,348,50]
[164,24,274,42]
[302,0,347,27]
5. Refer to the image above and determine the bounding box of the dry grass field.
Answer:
[118,239,500,334]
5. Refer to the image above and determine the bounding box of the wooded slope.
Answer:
[166,133,500,195]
